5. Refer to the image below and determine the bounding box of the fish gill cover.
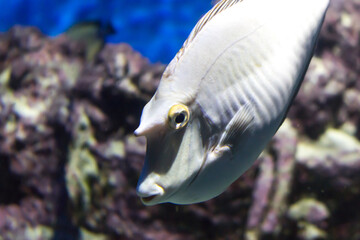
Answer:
[0,0,212,63]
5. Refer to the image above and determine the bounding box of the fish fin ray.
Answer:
[177,0,243,60]
[218,105,253,148]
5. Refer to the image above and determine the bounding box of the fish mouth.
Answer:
[141,195,158,204]
[138,183,165,205]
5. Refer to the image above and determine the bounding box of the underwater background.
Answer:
[0,0,359,239]
[0,0,212,63]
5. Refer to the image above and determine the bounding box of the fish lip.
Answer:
[140,182,189,205]
[140,195,158,205]
[138,183,165,205]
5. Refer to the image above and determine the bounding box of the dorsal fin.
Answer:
[176,0,243,60]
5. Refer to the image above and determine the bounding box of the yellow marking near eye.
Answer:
[168,104,190,129]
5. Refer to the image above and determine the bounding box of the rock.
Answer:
[296,128,360,179]
[66,103,99,214]
[297,222,327,240]
[24,225,54,240]
[246,120,298,239]
[0,25,165,239]
[344,89,360,113]
[288,198,329,224]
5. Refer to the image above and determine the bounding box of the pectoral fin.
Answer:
[218,106,254,148]
[209,107,254,161]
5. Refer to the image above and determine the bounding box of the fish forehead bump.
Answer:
[136,60,198,137]
[135,96,170,136]
[135,88,190,136]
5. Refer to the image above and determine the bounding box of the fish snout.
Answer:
[136,178,165,205]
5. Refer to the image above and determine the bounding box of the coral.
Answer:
[245,120,298,240]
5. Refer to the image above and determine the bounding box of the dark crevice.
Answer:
[51,120,80,240]
[0,154,26,204]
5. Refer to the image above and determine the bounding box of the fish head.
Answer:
[134,87,220,205]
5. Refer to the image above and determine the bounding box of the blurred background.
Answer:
[0,0,213,63]
[0,0,359,240]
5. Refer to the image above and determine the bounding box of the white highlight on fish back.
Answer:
[167,0,329,130]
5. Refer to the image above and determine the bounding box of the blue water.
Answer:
[0,0,212,63]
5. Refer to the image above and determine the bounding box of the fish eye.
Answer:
[168,104,190,129]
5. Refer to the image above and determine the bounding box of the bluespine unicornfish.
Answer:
[134,0,329,205]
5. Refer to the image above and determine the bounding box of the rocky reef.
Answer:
[0,0,359,239]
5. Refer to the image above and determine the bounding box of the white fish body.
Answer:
[135,0,329,205]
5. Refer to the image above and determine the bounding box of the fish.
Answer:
[66,20,115,61]
[134,0,329,205]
